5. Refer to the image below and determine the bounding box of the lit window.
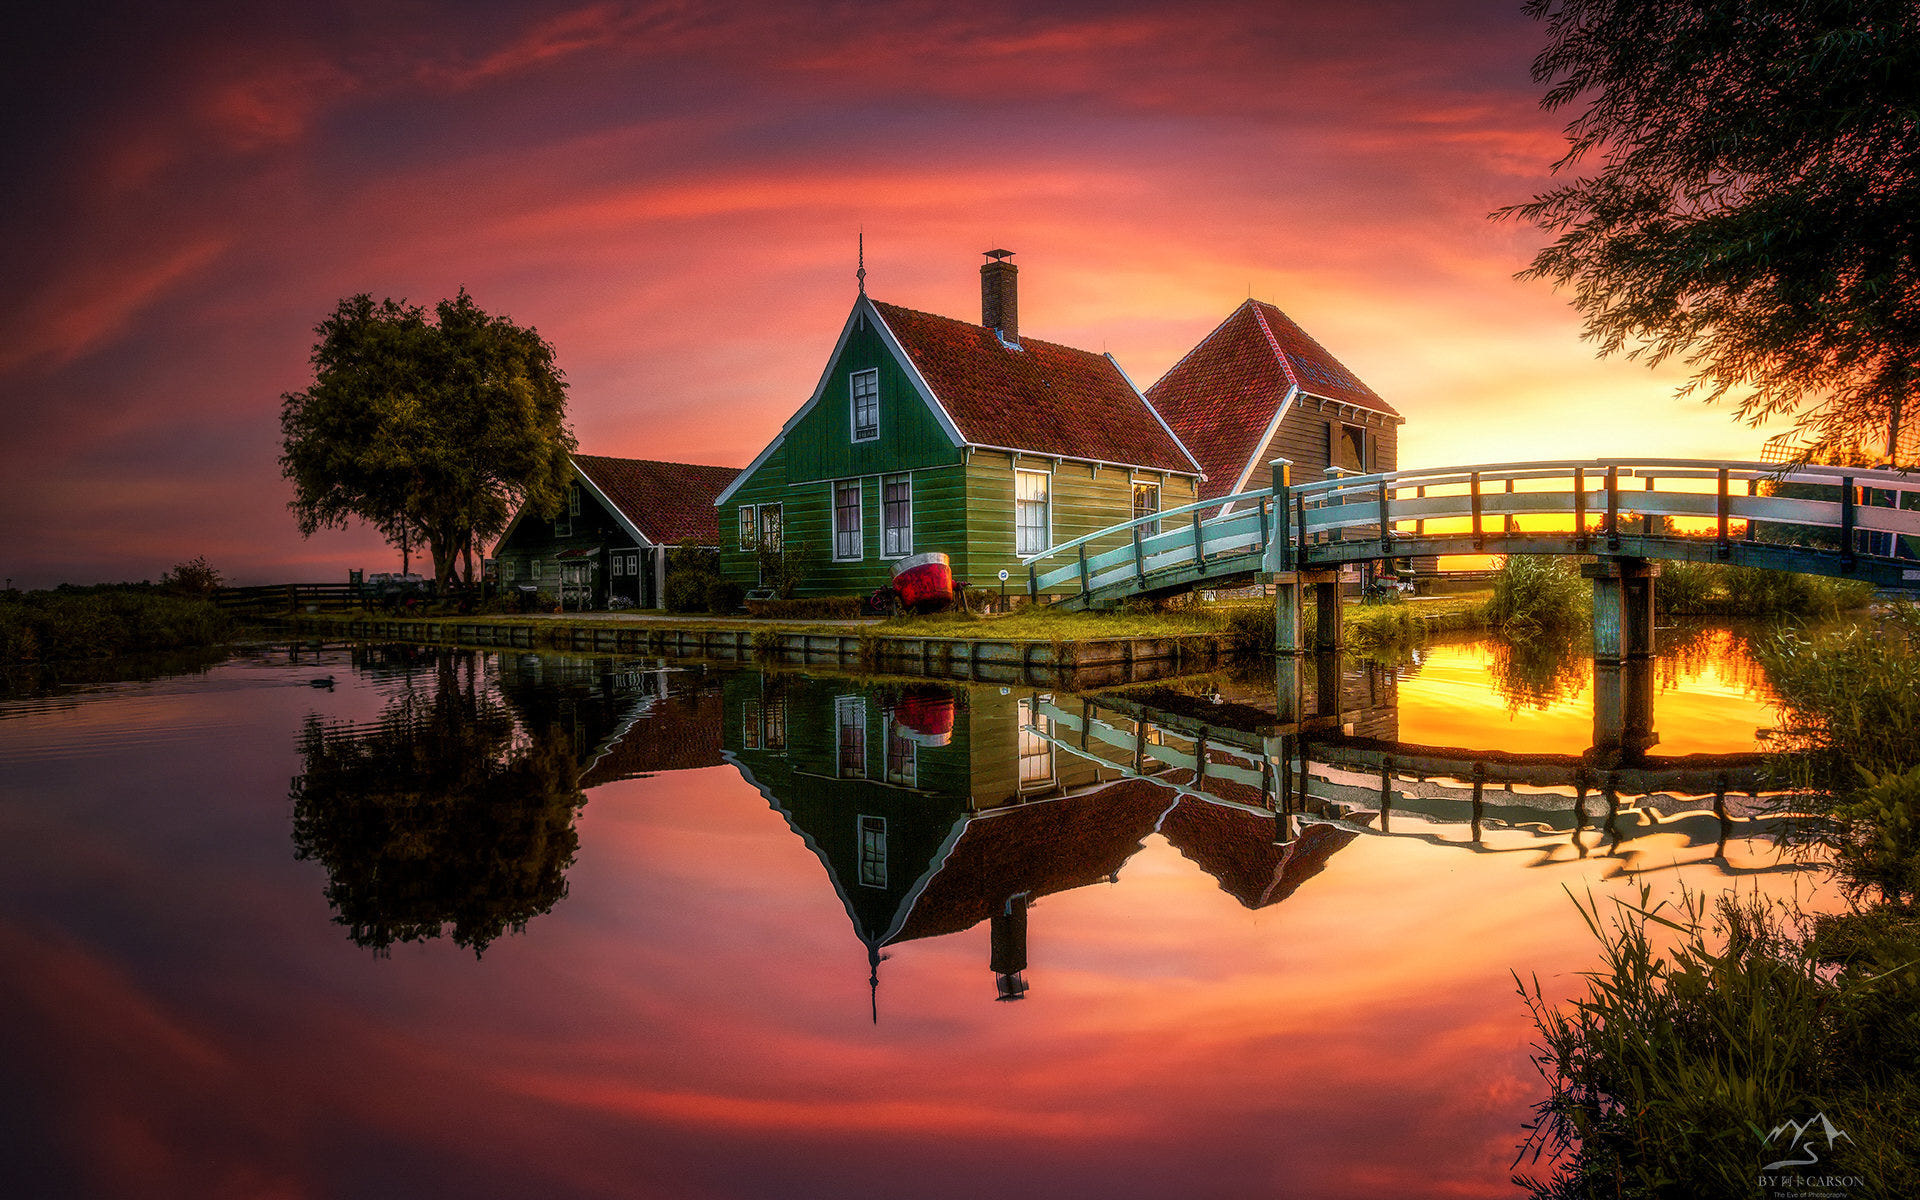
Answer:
[759,504,782,549]
[1015,470,1050,556]
[837,696,867,778]
[1132,481,1161,536]
[834,480,863,561]
[742,701,761,750]
[882,475,912,557]
[851,369,879,442]
[885,714,916,787]
[859,815,887,888]
[1331,423,1365,472]
[1017,696,1054,789]
[739,505,756,551]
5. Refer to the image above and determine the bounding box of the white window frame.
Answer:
[739,505,756,552]
[758,503,782,550]
[1017,696,1055,790]
[884,712,917,787]
[836,695,867,779]
[858,815,887,888]
[1132,479,1161,537]
[832,479,864,562]
[881,474,913,558]
[611,553,625,577]
[850,368,880,443]
[1015,469,1052,557]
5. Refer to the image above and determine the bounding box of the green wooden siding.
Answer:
[963,453,1198,598]
[495,481,649,607]
[784,312,958,484]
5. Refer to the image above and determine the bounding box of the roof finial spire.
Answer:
[857,228,867,295]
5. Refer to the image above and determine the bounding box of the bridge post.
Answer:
[1270,459,1302,656]
[1585,557,1660,759]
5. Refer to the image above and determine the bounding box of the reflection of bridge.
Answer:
[1024,457,1920,610]
[1029,692,1799,872]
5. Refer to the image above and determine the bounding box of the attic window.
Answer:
[851,369,879,442]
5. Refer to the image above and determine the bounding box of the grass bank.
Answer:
[0,587,235,665]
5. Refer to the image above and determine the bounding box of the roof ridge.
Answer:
[574,452,740,472]
[1145,300,1260,398]
[1247,301,1302,392]
[867,297,1110,363]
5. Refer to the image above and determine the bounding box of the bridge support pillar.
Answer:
[1592,656,1659,760]
[1585,558,1659,760]
[1582,557,1658,664]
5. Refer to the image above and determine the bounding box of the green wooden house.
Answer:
[715,252,1203,598]
[493,454,737,608]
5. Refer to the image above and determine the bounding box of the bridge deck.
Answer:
[1023,458,1920,609]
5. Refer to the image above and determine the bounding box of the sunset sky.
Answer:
[0,0,1793,587]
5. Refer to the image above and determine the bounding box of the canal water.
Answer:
[0,630,1825,1199]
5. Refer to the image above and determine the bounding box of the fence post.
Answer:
[1190,509,1205,567]
[1716,468,1730,556]
[1132,525,1147,583]
[1028,563,1038,603]
[1841,476,1856,566]
[1078,544,1091,595]
[1605,466,1620,550]
[1271,459,1293,572]
[1574,466,1587,550]
[1377,478,1390,555]
[1470,471,1483,549]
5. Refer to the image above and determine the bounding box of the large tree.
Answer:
[1502,0,1920,462]
[280,291,576,589]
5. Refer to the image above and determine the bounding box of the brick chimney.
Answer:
[980,249,1017,344]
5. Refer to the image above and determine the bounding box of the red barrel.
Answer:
[893,689,956,746]
[890,551,954,613]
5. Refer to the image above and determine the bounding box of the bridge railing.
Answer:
[1018,457,1920,601]
[1284,458,1920,564]
[1021,485,1277,598]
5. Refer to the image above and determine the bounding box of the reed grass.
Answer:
[0,587,234,664]
[1516,887,1920,1198]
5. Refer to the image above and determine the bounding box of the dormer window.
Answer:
[850,369,879,442]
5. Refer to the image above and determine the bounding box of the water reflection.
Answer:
[285,634,1802,976]
[290,651,588,955]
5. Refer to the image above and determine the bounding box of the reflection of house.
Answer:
[1146,300,1402,508]
[494,455,737,608]
[721,672,1356,1007]
[715,252,1203,598]
[495,656,724,782]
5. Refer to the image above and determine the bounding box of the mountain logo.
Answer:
[1762,1112,1851,1172]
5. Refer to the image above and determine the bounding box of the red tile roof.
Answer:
[870,300,1198,476]
[1147,300,1397,501]
[890,780,1173,945]
[580,688,725,787]
[1157,794,1357,909]
[573,454,738,546]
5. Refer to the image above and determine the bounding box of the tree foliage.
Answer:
[279,292,576,589]
[1503,0,1920,460]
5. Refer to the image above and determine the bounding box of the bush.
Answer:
[161,556,222,596]
[1757,608,1920,789]
[1517,887,1920,1200]
[1485,556,1589,632]
[1659,561,1875,617]
[743,596,865,620]
[1833,766,1920,907]
[705,578,745,614]
[664,571,713,613]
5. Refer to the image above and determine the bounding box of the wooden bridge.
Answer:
[1023,458,1920,616]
